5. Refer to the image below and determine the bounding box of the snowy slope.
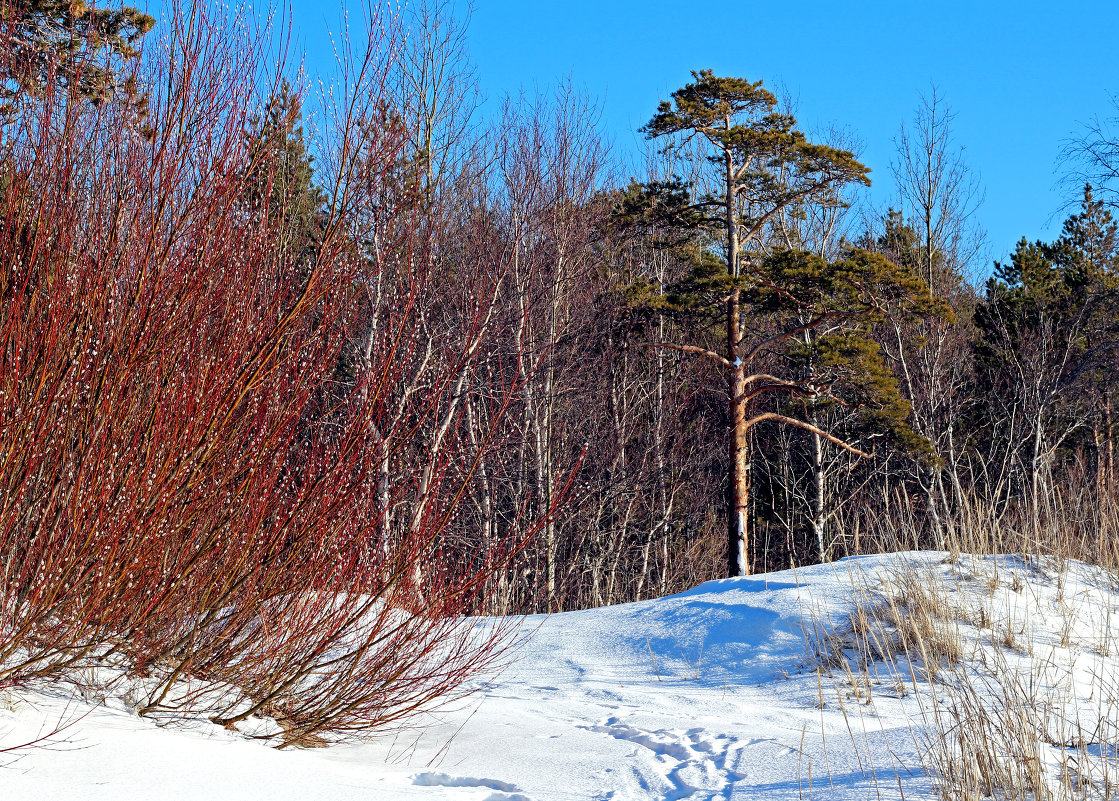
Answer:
[4,552,1117,800]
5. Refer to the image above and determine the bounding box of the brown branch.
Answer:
[744,412,872,458]
[743,372,796,386]
[640,341,732,368]
[738,381,815,404]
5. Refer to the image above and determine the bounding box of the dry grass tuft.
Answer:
[808,563,965,684]
[813,554,1119,801]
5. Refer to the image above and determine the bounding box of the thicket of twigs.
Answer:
[0,1,550,745]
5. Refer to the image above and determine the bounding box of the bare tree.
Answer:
[393,0,480,205]
[1061,93,1119,211]
[882,88,986,548]
[891,88,986,289]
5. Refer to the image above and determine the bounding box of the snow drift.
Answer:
[5,552,1119,800]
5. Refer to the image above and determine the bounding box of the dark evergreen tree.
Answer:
[636,71,943,576]
[242,81,328,272]
[0,0,153,112]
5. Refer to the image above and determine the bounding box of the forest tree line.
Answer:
[342,6,1119,611]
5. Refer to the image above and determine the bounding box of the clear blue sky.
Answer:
[155,0,1119,272]
[459,0,1119,269]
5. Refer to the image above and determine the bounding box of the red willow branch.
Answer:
[0,0,541,747]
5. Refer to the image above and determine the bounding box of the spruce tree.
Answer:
[242,81,327,272]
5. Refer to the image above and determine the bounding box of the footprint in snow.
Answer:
[411,772,531,801]
[578,717,746,800]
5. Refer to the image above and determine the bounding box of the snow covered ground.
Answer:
[5,551,1119,800]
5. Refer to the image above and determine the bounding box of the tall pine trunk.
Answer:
[724,134,750,577]
[728,289,750,576]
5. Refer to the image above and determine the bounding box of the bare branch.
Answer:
[639,340,732,368]
[744,413,872,459]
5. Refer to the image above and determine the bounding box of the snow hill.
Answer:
[4,552,1119,800]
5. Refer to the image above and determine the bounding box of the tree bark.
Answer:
[724,115,751,578]
[728,288,749,577]
[810,430,827,562]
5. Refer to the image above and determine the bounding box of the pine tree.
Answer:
[974,185,1119,513]
[0,0,153,112]
[638,71,941,576]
